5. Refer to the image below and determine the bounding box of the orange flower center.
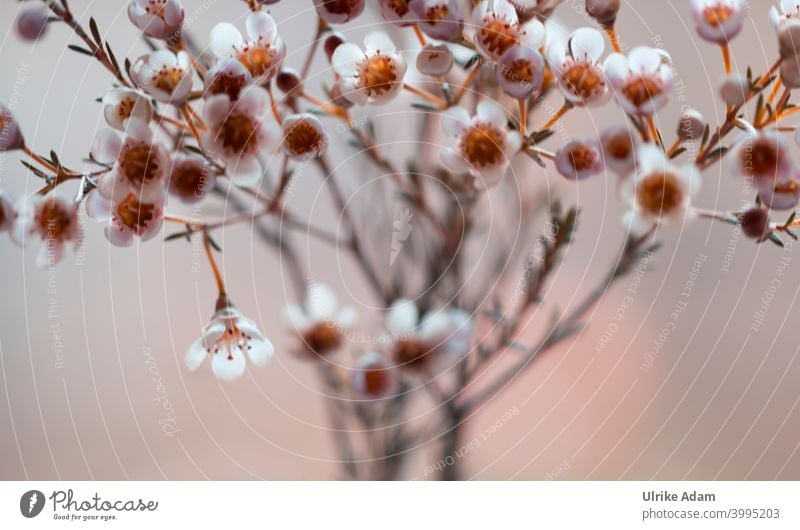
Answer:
[154,66,185,94]
[479,19,518,56]
[385,0,410,17]
[703,5,734,27]
[749,139,780,177]
[392,338,432,368]
[425,5,449,24]
[219,114,258,155]
[360,55,398,96]
[171,162,208,198]
[302,322,343,356]
[362,366,393,396]
[567,144,597,171]
[606,134,632,160]
[116,96,136,121]
[637,172,684,216]
[145,0,167,18]
[121,144,161,188]
[238,47,274,79]
[285,119,324,156]
[462,124,505,168]
[115,194,156,232]
[207,71,248,100]
[623,76,663,108]
[503,59,534,85]
[37,202,72,241]
[324,0,362,14]
[773,180,799,194]
[562,63,604,100]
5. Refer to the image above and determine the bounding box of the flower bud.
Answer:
[16,8,50,42]
[329,81,354,109]
[677,109,705,141]
[0,104,24,152]
[585,0,620,27]
[738,207,770,239]
[0,191,16,233]
[324,32,346,63]
[777,20,800,59]
[314,0,365,24]
[555,137,605,180]
[276,68,303,97]
[719,74,749,106]
[780,57,800,89]
[128,0,185,41]
[417,44,454,76]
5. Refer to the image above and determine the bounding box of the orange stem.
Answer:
[721,44,731,75]
[404,83,447,109]
[605,25,622,53]
[518,99,527,136]
[181,106,204,145]
[453,62,482,103]
[540,101,572,131]
[203,232,227,296]
[412,25,427,47]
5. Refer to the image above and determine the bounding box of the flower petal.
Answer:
[185,338,207,371]
[386,298,419,334]
[211,350,247,380]
[307,283,339,321]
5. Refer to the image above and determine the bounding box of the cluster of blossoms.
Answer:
[4,0,800,478]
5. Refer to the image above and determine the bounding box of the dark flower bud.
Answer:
[677,109,705,141]
[585,0,620,27]
[16,8,50,42]
[324,32,346,63]
[276,68,303,96]
[738,207,770,239]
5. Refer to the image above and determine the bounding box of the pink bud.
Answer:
[585,0,620,26]
[16,8,50,42]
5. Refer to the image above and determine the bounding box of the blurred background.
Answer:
[0,0,798,480]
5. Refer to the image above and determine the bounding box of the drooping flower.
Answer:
[600,126,637,177]
[770,0,800,28]
[471,0,546,62]
[203,58,253,100]
[728,132,800,210]
[11,193,80,268]
[441,100,522,187]
[383,299,474,371]
[127,0,185,40]
[0,104,25,152]
[0,191,16,233]
[130,50,194,106]
[497,44,546,99]
[621,145,700,232]
[585,0,621,27]
[102,88,154,131]
[186,301,274,381]
[332,32,408,105]
[352,352,397,399]
[85,189,166,247]
[91,119,169,203]
[168,153,216,204]
[202,87,281,186]
[547,27,609,107]
[555,137,604,180]
[604,46,673,116]
[315,0,367,24]
[417,44,454,76]
[410,0,465,42]
[209,11,286,84]
[690,0,746,45]
[281,114,327,160]
[283,283,356,358]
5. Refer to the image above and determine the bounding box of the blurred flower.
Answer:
[547,27,608,107]
[11,193,80,268]
[441,101,522,187]
[600,126,637,177]
[497,44,545,99]
[332,32,408,105]
[690,0,746,45]
[281,114,328,159]
[622,145,699,232]
[85,189,165,246]
[780,56,800,88]
[0,104,24,152]
[102,88,154,131]
[377,0,415,25]
[677,109,706,141]
[585,0,620,26]
[283,283,356,358]
[352,352,397,399]
[203,58,253,100]
[738,207,771,240]
[555,137,604,180]
[128,0,184,40]
[131,50,193,106]
[760,177,800,210]
[0,191,15,233]
[316,0,366,24]
[770,0,800,27]
[202,87,281,186]
[471,0,546,61]
[186,303,274,381]
[210,11,286,84]
[411,0,464,42]
[719,74,749,105]
[604,46,673,116]
[168,153,215,204]
[16,8,50,42]
[728,131,795,192]
[384,299,473,371]
[92,119,169,203]
[417,44,454,76]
